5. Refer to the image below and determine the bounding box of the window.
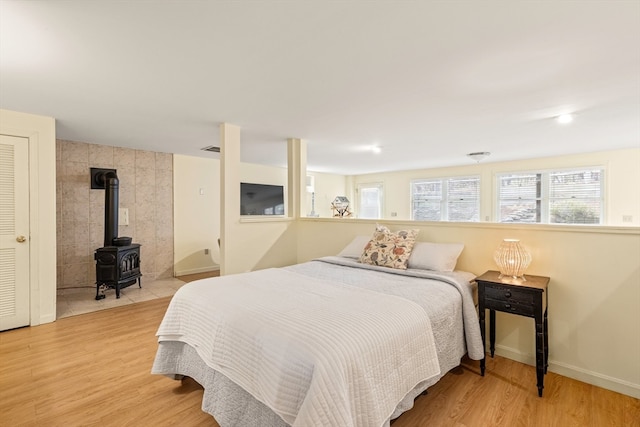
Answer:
[411,176,480,221]
[497,168,603,224]
[357,183,383,219]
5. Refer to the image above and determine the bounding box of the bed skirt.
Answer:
[152,340,462,427]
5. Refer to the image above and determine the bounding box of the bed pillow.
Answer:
[337,235,372,258]
[407,242,464,272]
[359,225,418,270]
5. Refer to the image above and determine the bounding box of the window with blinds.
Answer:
[497,168,603,224]
[411,176,480,221]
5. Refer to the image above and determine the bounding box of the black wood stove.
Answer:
[91,168,142,300]
[95,244,141,299]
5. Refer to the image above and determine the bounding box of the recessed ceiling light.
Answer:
[556,114,574,124]
[371,146,382,154]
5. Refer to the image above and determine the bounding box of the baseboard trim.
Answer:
[174,266,220,276]
[493,345,640,398]
[39,313,56,326]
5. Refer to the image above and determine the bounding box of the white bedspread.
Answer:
[156,267,441,427]
[306,257,484,361]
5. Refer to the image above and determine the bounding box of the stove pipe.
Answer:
[101,171,119,247]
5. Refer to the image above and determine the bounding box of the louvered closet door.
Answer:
[0,134,30,331]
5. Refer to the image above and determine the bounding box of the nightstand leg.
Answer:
[489,309,496,357]
[544,307,549,374]
[479,305,486,376]
[535,312,545,397]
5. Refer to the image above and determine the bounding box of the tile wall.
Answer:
[56,140,174,289]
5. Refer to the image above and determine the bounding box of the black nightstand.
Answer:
[476,270,550,397]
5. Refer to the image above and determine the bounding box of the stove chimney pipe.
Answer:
[100,171,119,247]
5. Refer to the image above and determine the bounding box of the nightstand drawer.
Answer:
[484,297,535,316]
[484,284,535,305]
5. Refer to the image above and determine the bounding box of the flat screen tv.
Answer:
[240,182,285,216]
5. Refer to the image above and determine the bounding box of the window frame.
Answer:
[356,182,384,219]
[410,175,481,222]
[495,166,605,224]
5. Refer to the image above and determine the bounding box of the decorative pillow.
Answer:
[359,225,419,270]
[407,242,464,272]
[337,235,371,258]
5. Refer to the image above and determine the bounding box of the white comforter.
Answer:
[156,266,441,427]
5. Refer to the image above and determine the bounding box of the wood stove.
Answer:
[95,244,141,299]
[91,168,142,300]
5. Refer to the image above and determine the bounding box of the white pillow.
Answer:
[407,242,464,272]
[337,235,371,258]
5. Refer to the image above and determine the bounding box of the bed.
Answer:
[152,235,484,427]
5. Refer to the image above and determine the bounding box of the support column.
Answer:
[219,123,241,276]
[287,138,307,219]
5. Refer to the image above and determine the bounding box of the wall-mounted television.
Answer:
[240,182,285,216]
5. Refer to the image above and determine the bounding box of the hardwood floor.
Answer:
[177,270,220,283]
[1,296,638,427]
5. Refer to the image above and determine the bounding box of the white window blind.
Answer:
[412,176,480,221]
[497,168,603,224]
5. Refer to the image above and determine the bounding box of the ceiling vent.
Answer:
[201,145,220,153]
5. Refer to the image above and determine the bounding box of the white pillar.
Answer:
[219,123,241,276]
[287,138,307,219]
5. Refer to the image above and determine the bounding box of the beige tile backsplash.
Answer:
[56,140,174,289]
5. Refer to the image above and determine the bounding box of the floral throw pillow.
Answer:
[359,225,419,270]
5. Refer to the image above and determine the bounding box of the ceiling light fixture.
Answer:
[467,151,491,163]
[371,146,382,154]
[201,145,220,153]
[556,114,574,124]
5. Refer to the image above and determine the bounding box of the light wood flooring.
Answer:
[1,293,638,426]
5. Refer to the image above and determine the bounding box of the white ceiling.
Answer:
[1,1,638,175]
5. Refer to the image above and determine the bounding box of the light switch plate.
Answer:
[119,208,129,225]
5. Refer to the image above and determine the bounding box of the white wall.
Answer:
[232,160,299,273]
[351,148,640,226]
[173,154,221,275]
[174,154,296,275]
[295,218,640,398]
[304,171,348,218]
[174,151,348,275]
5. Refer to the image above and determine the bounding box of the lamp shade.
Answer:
[305,175,315,193]
[493,239,531,280]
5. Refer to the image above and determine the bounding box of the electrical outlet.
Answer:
[119,208,129,225]
[623,215,633,223]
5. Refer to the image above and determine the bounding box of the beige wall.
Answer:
[173,154,220,275]
[218,125,302,275]
[56,140,174,288]
[350,148,640,226]
[304,171,348,218]
[295,218,640,398]
[174,153,311,275]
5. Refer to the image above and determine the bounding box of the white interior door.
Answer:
[0,134,30,331]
